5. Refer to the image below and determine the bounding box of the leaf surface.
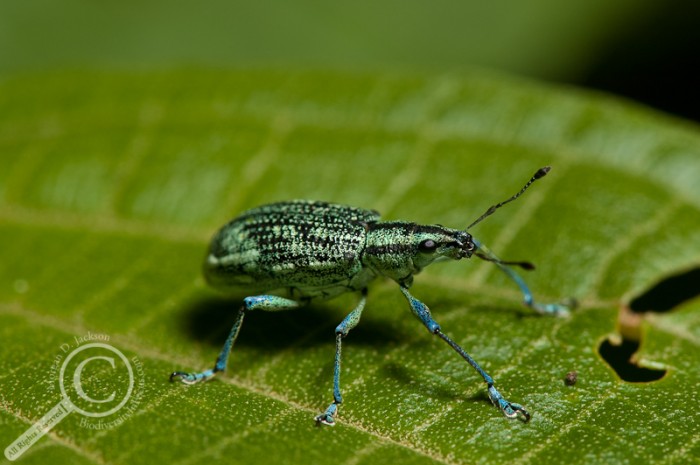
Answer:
[1,70,699,465]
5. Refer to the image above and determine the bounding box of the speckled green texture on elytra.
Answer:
[204,201,380,296]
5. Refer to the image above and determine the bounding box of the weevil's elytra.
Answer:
[204,202,380,299]
[171,166,572,425]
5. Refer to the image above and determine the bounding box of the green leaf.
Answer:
[1,69,699,465]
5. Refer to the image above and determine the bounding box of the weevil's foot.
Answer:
[488,385,531,423]
[531,299,576,318]
[314,403,338,426]
[315,413,336,426]
[169,369,215,385]
[499,400,531,423]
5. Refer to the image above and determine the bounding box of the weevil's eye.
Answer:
[418,239,437,252]
[466,241,475,251]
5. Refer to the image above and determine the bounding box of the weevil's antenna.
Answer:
[474,251,535,270]
[466,166,551,230]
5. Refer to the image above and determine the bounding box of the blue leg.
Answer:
[316,289,367,426]
[473,239,572,316]
[400,286,530,422]
[170,295,301,384]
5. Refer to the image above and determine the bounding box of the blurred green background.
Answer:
[1,0,698,119]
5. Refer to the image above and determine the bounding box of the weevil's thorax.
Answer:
[362,222,475,286]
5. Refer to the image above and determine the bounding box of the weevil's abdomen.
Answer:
[204,200,382,298]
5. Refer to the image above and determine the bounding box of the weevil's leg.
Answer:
[315,288,367,426]
[473,239,571,316]
[399,286,530,422]
[170,295,301,384]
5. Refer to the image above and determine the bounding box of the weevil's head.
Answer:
[411,226,476,268]
[364,222,475,283]
[363,167,552,285]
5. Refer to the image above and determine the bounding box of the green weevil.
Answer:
[170,166,571,424]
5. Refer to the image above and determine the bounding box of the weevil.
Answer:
[170,166,571,424]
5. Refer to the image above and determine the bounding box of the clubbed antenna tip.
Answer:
[535,166,551,179]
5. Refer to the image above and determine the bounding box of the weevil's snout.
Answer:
[456,232,476,259]
[419,230,475,261]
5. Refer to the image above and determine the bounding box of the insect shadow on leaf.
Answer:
[180,293,403,351]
